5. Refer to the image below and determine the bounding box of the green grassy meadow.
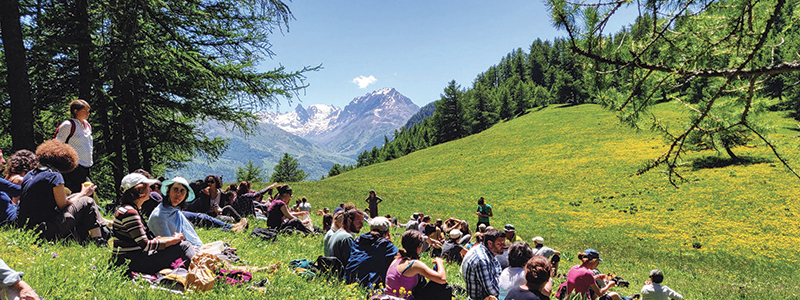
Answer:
[2,103,799,299]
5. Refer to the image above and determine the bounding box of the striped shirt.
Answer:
[111,205,165,256]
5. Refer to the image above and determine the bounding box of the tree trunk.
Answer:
[75,0,93,101]
[0,0,36,151]
[724,144,740,162]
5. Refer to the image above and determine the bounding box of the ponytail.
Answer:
[400,230,424,260]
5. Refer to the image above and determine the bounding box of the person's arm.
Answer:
[486,207,493,217]
[410,257,447,284]
[54,120,72,142]
[53,185,71,209]
[14,279,39,300]
[665,285,683,300]
[376,196,383,204]
[591,280,615,296]
[0,178,21,198]
[280,204,296,220]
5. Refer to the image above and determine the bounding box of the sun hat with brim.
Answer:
[161,176,195,203]
[504,224,516,232]
[449,229,463,239]
[120,173,160,192]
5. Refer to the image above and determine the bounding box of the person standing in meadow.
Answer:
[475,197,492,231]
[54,99,93,194]
[365,190,383,218]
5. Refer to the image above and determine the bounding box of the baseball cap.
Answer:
[120,173,159,192]
[532,236,544,244]
[583,248,603,261]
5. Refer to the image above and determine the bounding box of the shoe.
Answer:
[92,237,108,248]
[631,294,641,299]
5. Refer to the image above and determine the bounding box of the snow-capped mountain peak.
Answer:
[259,88,420,156]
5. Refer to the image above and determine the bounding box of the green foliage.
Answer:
[270,153,307,182]
[545,0,800,184]
[236,160,267,184]
[0,0,318,198]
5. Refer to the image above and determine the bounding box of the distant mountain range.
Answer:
[168,88,420,181]
[260,87,420,156]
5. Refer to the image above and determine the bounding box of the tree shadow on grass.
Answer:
[691,155,772,170]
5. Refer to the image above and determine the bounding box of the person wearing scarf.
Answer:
[148,177,203,248]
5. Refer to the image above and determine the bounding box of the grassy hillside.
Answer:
[2,103,798,299]
[293,102,800,298]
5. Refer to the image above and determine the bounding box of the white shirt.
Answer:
[299,202,311,212]
[641,283,683,300]
[498,267,526,300]
[55,119,93,167]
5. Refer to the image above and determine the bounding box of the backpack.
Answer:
[54,119,77,144]
[251,227,279,242]
[315,256,344,279]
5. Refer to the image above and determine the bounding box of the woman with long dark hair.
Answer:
[111,173,194,275]
[266,184,310,233]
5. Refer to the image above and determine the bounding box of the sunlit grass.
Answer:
[2,102,799,299]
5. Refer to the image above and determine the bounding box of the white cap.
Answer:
[120,173,159,192]
[369,217,391,232]
[532,236,544,244]
[449,229,463,239]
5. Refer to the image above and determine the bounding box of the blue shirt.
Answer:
[462,243,502,300]
[0,178,21,223]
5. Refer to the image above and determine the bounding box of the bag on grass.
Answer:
[186,252,221,291]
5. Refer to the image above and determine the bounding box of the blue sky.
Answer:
[263,1,637,111]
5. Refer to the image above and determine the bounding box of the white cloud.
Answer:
[352,75,377,89]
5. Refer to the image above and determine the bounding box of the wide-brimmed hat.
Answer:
[120,173,160,192]
[449,229,463,239]
[504,224,516,232]
[410,212,420,220]
[161,176,195,203]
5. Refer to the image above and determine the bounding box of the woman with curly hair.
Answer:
[16,140,106,244]
[0,149,37,224]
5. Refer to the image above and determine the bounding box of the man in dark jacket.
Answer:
[344,217,398,288]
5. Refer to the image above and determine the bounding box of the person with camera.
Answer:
[562,249,623,300]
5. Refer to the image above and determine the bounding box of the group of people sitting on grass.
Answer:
[0,139,683,300]
[315,202,683,300]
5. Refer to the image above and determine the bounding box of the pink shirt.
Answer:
[566,264,595,298]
